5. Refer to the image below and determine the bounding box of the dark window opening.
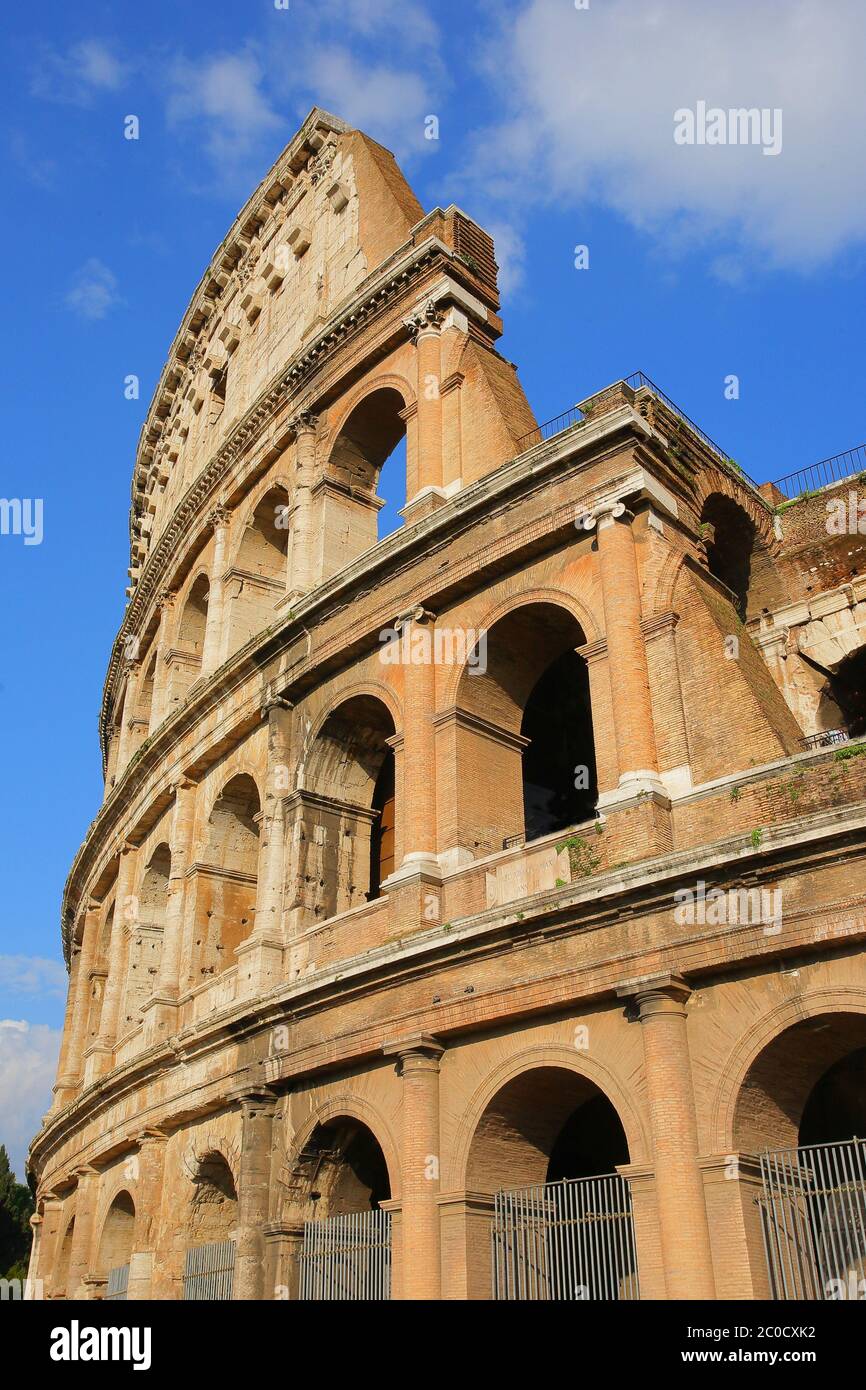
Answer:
[799,1047,866,1148]
[546,1093,630,1183]
[521,649,598,841]
[828,647,866,739]
[368,750,395,899]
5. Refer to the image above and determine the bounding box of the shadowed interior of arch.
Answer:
[96,1190,135,1280]
[296,1118,391,1218]
[327,387,407,543]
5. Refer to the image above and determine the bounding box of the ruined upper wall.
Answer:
[130,108,504,595]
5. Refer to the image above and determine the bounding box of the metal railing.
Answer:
[491,1173,639,1300]
[182,1239,236,1301]
[758,1138,866,1300]
[800,728,850,752]
[105,1263,129,1301]
[771,445,866,502]
[299,1209,392,1301]
[516,372,757,488]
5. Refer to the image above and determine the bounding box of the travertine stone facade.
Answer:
[29,109,866,1302]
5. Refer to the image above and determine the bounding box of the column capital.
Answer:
[577,498,634,532]
[207,503,231,531]
[382,1032,444,1067]
[227,1083,279,1111]
[289,409,318,436]
[404,299,444,342]
[641,610,680,640]
[134,1126,169,1148]
[156,587,177,614]
[394,605,436,630]
[261,694,294,720]
[617,973,692,1017]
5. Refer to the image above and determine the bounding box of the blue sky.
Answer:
[1,0,865,1177]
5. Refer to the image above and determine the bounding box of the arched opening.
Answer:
[327,388,407,551]
[123,844,170,1027]
[138,648,157,728]
[734,1013,866,1299]
[194,774,260,977]
[226,486,290,655]
[303,696,397,922]
[179,574,209,655]
[236,487,290,584]
[455,603,598,855]
[294,1118,391,1220]
[54,1215,75,1297]
[187,1151,238,1246]
[96,1191,136,1282]
[369,750,395,898]
[700,493,785,621]
[521,649,598,840]
[824,646,866,739]
[733,1012,866,1154]
[465,1065,635,1300]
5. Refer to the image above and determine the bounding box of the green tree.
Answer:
[0,1145,33,1279]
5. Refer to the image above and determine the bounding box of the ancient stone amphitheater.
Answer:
[29,109,866,1302]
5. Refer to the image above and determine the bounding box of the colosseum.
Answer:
[28,108,866,1302]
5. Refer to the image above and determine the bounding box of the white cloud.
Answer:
[298,47,434,158]
[314,0,440,55]
[165,49,281,174]
[0,1021,61,1181]
[64,258,122,321]
[31,39,128,106]
[469,0,866,271]
[0,956,66,998]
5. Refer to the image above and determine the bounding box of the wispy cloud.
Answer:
[463,0,866,274]
[164,48,281,184]
[296,47,434,158]
[0,1021,61,1180]
[0,956,66,998]
[64,258,122,321]
[30,38,129,106]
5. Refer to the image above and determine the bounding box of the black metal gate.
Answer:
[492,1173,639,1300]
[758,1138,866,1299]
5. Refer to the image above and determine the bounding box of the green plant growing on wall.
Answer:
[750,828,764,849]
[556,835,601,878]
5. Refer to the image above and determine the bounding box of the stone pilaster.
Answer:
[231,1087,278,1301]
[127,1129,168,1300]
[405,302,444,511]
[150,589,176,729]
[143,778,197,1043]
[92,842,138,1072]
[237,697,293,996]
[383,1033,443,1300]
[618,975,716,1300]
[201,505,231,675]
[67,1166,101,1299]
[54,902,100,1103]
[288,412,317,595]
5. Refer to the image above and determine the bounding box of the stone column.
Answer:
[201,505,231,675]
[289,412,317,595]
[93,842,138,1070]
[642,610,691,790]
[394,608,437,874]
[143,777,197,1043]
[67,1165,101,1299]
[232,1087,278,1301]
[406,302,444,499]
[114,663,140,774]
[237,697,292,997]
[588,503,660,790]
[383,1033,443,1300]
[618,975,716,1299]
[32,1194,62,1298]
[127,1129,168,1300]
[150,589,176,730]
[54,902,100,1103]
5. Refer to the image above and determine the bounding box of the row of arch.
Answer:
[48,1008,866,1295]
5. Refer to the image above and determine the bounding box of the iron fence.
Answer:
[771,445,866,502]
[299,1209,391,1301]
[492,1172,639,1300]
[758,1138,866,1300]
[800,728,850,752]
[182,1239,236,1301]
[105,1263,129,1301]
